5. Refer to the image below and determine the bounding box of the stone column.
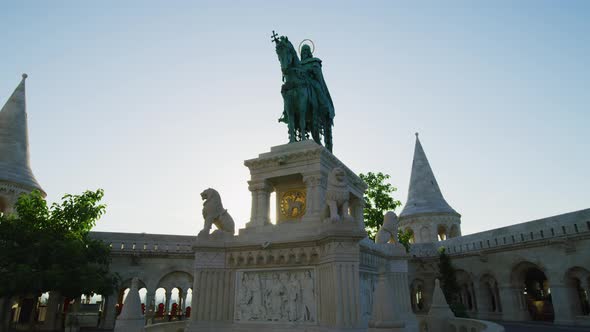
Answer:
[317,239,367,329]
[40,292,61,331]
[470,282,478,312]
[144,290,155,324]
[246,181,272,228]
[302,173,326,222]
[182,292,190,311]
[493,282,502,313]
[248,182,258,227]
[186,248,234,331]
[498,284,528,321]
[551,283,576,325]
[165,291,172,314]
[99,293,118,330]
[474,284,489,319]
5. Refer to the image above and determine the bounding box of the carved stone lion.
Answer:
[198,188,235,237]
[324,167,353,223]
[375,211,399,244]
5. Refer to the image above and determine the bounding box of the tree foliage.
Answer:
[397,229,413,253]
[0,189,118,301]
[359,172,402,239]
[437,247,467,317]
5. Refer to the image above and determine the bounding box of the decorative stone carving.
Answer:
[360,273,376,322]
[227,247,319,267]
[235,269,316,323]
[280,190,306,219]
[324,167,353,223]
[198,188,235,237]
[375,211,399,244]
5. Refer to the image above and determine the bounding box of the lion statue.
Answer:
[375,211,399,244]
[324,167,353,223]
[198,188,235,237]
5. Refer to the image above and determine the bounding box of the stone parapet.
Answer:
[408,208,590,257]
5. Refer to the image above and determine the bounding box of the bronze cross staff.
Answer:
[271,30,279,43]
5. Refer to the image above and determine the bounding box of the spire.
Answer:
[399,133,457,218]
[0,74,45,195]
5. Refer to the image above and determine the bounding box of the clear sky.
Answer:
[1,1,588,236]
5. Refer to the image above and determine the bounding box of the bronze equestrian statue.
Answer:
[273,31,335,152]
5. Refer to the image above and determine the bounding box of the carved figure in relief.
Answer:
[375,211,399,244]
[266,273,286,321]
[302,270,316,321]
[324,167,353,223]
[237,274,251,320]
[287,274,301,321]
[250,274,264,319]
[198,188,235,237]
[360,274,375,320]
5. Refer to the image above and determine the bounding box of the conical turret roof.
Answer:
[0,74,45,195]
[399,134,457,218]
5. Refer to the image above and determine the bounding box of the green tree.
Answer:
[0,189,119,330]
[437,246,467,317]
[359,172,402,238]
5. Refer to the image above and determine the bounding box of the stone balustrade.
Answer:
[143,320,187,332]
[418,315,505,332]
[89,231,194,255]
[410,208,590,257]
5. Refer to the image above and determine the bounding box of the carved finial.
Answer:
[22,73,28,80]
[415,132,419,138]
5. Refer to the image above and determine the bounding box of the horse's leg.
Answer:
[285,97,296,143]
[298,89,308,140]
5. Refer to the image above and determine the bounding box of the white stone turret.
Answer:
[399,134,461,243]
[0,74,45,214]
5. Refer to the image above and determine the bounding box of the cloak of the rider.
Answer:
[301,46,335,126]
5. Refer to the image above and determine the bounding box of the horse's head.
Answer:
[275,36,299,74]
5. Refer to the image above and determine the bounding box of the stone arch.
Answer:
[437,224,448,241]
[405,228,415,244]
[156,271,194,315]
[479,273,501,313]
[116,278,148,316]
[456,270,476,312]
[410,279,426,313]
[156,271,193,291]
[510,261,554,321]
[565,266,590,316]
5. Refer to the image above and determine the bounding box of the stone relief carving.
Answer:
[198,188,235,237]
[280,190,306,218]
[324,167,353,223]
[235,269,316,323]
[360,273,376,322]
[227,247,319,267]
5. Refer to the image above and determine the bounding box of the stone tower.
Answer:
[398,134,460,243]
[0,74,45,214]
